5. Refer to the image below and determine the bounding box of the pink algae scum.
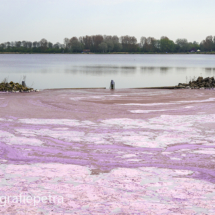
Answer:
[0,89,215,214]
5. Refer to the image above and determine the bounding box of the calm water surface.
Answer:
[0,54,215,89]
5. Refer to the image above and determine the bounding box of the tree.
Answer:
[22,41,27,48]
[91,35,103,52]
[53,43,62,50]
[112,35,119,44]
[140,37,158,52]
[64,38,70,48]
[112,36,121,52]
[11,42,15,48]
[27,42,32,49]
[106,40,114,52]
[48,42,53,49]
[99,42,107,53]
[69,37,82,52]
[103,35,121,52]
[201,36,214,51]
[176,38,189,52]
[0,43,6,50]
[114,43,122,52]
[159,36,175,52]
[120,35,138,52]
[81,35,92,49]
[103,36,114,52]
[15,41,21,48]
[140,37,146,49]
[6,42,11,49]
[40,38,48,51]
[1,34,214,53]
[33,41,38,48]
[64,38,71,52]
[189,41,200,51]
[147,37,158,52]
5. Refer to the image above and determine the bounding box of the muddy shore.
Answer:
[0,89,215,213]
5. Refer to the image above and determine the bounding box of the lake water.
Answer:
[0,54,215,89]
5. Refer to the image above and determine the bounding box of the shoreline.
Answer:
[1,86,214,92]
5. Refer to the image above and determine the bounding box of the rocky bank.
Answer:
[0,81,38,92]
[177,76,215,89]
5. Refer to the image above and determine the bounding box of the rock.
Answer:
[197,77,203,82]
[0,81,34,93]
[176,76,215,89]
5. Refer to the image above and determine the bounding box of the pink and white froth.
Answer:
[0,89,215,214]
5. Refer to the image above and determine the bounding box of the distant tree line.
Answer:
[1,35,215,53]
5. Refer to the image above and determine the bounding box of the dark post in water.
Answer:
[22,81,26,87]
[110,80,115,90]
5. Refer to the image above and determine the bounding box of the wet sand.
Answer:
[0,89,215,214]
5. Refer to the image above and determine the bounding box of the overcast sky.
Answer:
[0,0,214,44]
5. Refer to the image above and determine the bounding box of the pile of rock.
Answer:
[0,81,38,92]
[176,77,215,89]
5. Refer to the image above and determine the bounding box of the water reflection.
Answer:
[176,67,187,71]
[141,67,156,72]
[205,68,213,72]
[141,67,185,72]
[160,67,170,73]
[64,66,137,75]
[75,66,136,70]
[121,67,136,70]
[140,67,173,74]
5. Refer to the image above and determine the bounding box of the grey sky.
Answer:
[0,0,214,44]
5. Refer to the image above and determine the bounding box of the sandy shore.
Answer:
[0,89,215,214]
